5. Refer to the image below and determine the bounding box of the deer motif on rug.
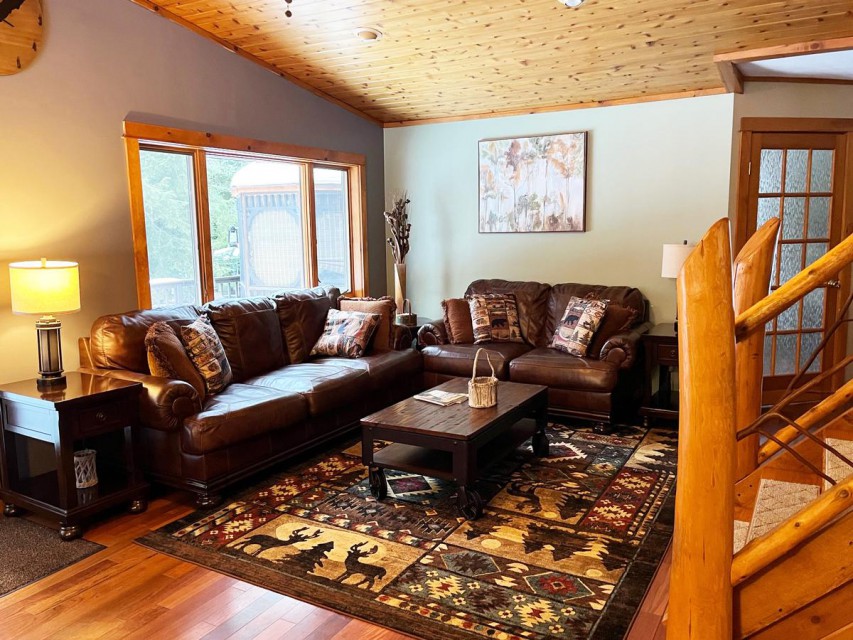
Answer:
[231,526,321,557]
[336,542,387,588]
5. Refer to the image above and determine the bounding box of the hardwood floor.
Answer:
[0,494,411,640]
[0,490,671,640]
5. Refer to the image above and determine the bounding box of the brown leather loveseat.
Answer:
[418,279,651,430]
[79,287,421,506]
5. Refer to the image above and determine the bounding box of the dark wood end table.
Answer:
[638,323,679,426]
[360,378,548,519]
[0,372,149,540]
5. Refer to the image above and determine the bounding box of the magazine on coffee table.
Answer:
[413,389,469,406]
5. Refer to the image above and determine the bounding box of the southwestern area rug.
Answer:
[138,423,677,640]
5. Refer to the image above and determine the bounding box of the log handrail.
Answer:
[668,219,736,640]
[731,474,853,586]
[755,377,853,463]
[733,218,780,479]
[735,232,853,339]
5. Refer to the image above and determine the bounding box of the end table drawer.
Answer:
[2,401,55,440]
[656,344,678,365]
[77,400,130,436]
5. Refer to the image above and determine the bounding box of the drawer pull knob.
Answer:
[96,411,106,422]
[669,350,677,358]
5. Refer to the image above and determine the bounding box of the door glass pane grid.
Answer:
[762,145,834,377]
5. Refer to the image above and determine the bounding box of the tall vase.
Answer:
[393,262,406,313]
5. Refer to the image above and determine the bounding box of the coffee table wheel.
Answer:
[532,430,550,457]
[369,466,387,500]
[3,503,22,517]
[457,486,484,520]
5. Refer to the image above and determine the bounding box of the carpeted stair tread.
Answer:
[733,520,749,553]
[823,437,853,491]
[746,479,819,544]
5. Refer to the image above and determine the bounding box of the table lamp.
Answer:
[661,241,694,333]
[9,259,81,389]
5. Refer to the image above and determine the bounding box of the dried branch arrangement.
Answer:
[384,194,411,264]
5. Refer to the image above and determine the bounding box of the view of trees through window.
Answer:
[139,148,352,307]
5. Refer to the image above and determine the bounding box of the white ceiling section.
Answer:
[737,50,853,81]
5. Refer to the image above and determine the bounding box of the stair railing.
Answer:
[667,218,853,640]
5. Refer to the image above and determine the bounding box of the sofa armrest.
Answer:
[417,320,448,347]
[600,321,653,370]
[79,367,202,432]
[391,324,414,350]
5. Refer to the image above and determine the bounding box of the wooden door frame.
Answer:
[734,117,853,392]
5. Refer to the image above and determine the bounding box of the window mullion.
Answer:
[193,150,215,303]
[303,163,319,288]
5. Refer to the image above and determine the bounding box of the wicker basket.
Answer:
[468,348,498,408]
[73,449,98,489]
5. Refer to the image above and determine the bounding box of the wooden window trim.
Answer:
[123,120,369,306]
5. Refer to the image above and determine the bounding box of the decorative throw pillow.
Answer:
[468,294,524,344]
[310,309,381,359]
[588,304,639,358]
[179,316,233,395]
[442,298,475,344]
[549,296,608,357]
[339,297,396,352]
[145,321,207,401]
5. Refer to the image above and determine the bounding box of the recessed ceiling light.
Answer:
[353,27,383,42]
[558,0,585,7]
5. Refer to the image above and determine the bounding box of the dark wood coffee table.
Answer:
[360,378,549,519]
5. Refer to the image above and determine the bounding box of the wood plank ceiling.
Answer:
[133,0,853,125]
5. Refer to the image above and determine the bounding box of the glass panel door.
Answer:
[743,130,847,398]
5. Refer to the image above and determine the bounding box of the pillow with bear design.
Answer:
[549,296,608,357]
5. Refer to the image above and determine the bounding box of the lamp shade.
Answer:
[661,243,694,279]
[9,259,80,315]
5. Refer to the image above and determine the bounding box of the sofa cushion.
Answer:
[180,316,234,395]
[469,294,524,344]
[509,348,620,392]
[465,279,551,347]
[145,321,207,400]
[549,297,608,357]
[321,349,422,390]
[588,304,639,358]
[90,305,202,373]
[275,287,337,364]
[421,343,531,380]
[204,298,286,382]
[181,383,308,455]
[546,284,646,342]
[311,309,380,359]
[244,362,371,416]
[339,297,395,352]
[442,298,474,344]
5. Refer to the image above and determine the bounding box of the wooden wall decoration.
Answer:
[0,0,42,75]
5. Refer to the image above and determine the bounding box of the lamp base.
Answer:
[37,374,67,391]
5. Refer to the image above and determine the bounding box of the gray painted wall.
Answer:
[0,0,385,384]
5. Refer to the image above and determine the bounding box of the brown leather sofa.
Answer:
[79,287,422,506]
[418,279,652,430]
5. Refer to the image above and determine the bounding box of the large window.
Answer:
[124,122,367,308]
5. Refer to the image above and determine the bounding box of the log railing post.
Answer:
[732,219,779,479]
[668,219,737,640]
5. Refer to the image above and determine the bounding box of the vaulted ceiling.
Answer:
[132,0,853,125]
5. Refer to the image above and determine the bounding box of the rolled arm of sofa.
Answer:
[600,321,653,370]
[417,319,448,347]
[79,367,202,432]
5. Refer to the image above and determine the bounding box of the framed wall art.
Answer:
[479,131,587,233]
